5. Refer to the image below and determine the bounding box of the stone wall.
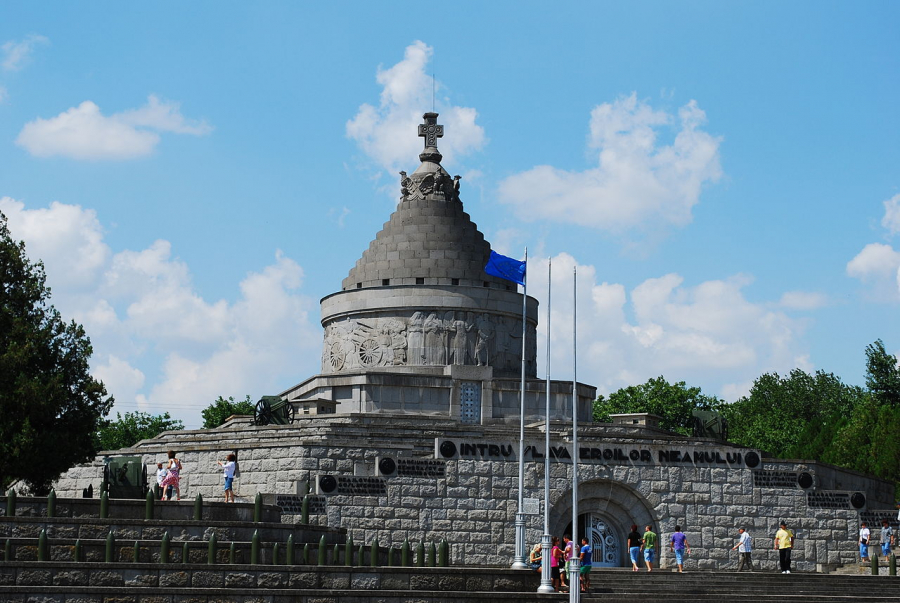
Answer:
[50,415,895,573]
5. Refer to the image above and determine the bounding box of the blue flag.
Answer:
[484,250,526,286]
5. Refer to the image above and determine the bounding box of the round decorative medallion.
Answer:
[850,492,866,509]
[319,475,337,494]
[378,457,396,476]
[797,472,814,489]
[744,451,761,468]
[439,441,457,458]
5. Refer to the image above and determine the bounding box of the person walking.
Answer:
[627,524,642,571]
[159,450,182,501]
[579,537,592,592]
[155,462,167,500]
[549,536,563,592]
[774,521,794,574]
[670,525,691,573]
[641,525,658,572]
[731,527,753,571]
[880,519,894,562]
[217,453,237,503]
[858,521,871,564]
[561,535,574,591]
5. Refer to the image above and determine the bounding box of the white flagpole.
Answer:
[512,248,528,570]
[538,258,554,593]
[569,265,580,603]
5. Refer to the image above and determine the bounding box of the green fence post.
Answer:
[3,539,10,562]
[37,529,48,561]
[370,539,380,567]
[133,540,141,563]
[401,538,410,567]
[357,543,364,567]
[100,491,109,519]
[47,490,56,518]
[427,542,436,567]
[74,539,82,563]
[229,541,236,564]
[145,489,154,520]
[317,535,326,566]
[301,495,309,524]
[160,532,170,564]
[332,543,339,566]
[182,541,190,564]
[105,530,116,563]
[438,539,449,567]
[5,489,16,518]
[302,542,309,565]
[871,555,879,575]
[208,532,217,564]
[345,535,353,566]
[387,545,395,567]
[286,534,295,565]
[253,492,263,523]
[193,493,203,521]
[272,542,280,565]
[889,554,896,576]
[250,530,260,565]
[416,541,425,567]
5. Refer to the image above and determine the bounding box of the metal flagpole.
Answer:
[512,248,528,569]
[569,266,580,603]
[537,258,554,593]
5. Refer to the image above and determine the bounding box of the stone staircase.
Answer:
[2,493,899,602]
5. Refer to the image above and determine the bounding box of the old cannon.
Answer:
[691,409,728,441]
[254,395,296,426]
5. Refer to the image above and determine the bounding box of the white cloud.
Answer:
[778,291,829,310]
[528,253,808,402]
[16,95,212,160]
[2,35,49,71]
[0,197,109,288]
[882,194,900,236]
[497,93,722,233]
[1,198,319,428]
[346,41,486,174]
[846,242,900,302]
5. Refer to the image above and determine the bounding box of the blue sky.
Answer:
[1,2,897,428]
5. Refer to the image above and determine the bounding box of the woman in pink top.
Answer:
[550,536,562,591]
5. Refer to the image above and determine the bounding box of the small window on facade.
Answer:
[416,277,425,285]
[356,283,362,289]
[382,279,390,286]
[483,281,489,288]
[452,278,459,286]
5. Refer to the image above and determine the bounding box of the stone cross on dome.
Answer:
[418,112,443,149]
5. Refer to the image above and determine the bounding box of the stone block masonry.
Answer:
[50,414,894,573]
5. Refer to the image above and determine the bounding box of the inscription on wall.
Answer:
[807,491,866,510]
[436,439,760,469]
[317,475,387,496]
[275,494,326,515]
[753,470,814,489]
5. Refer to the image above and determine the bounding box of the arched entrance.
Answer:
[551,478,657,568]
[563,513,621,567]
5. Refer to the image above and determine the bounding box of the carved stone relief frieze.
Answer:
[321,311,534,375]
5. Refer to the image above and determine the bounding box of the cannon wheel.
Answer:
[254,398,274,426]
[284,402,296,424]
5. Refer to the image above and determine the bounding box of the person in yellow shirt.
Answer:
[773,521,794,574]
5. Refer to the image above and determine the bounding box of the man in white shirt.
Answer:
[731,527,753,571]
[155,462,167,500]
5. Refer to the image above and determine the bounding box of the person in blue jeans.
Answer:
[670,525,691,573]
[627,524,642,571]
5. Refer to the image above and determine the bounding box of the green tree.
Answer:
[723,369,865,458]
[201,395,255,429]
[592,376,723,435]
[865,339,900,407]
[0,212,113,494]
[94,411,184,451]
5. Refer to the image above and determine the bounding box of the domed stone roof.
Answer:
[342,112,510,292]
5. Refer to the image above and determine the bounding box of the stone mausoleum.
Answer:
[54,113,897,572]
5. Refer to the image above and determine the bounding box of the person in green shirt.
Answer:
[641,525,658,572]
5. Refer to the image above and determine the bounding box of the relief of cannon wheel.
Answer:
[328,341,345,371]
[357,338,382,367]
